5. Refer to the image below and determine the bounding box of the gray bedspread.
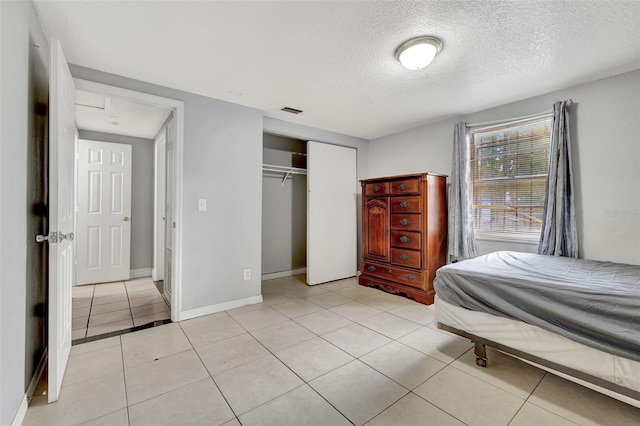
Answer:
[434,251,640,361]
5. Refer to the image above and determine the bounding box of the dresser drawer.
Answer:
[364,182,389,196]
[390,178,421,195]
[391,196,422,213]
[391,248,421,269]
[391,214,422,232]
[363,261,426,290]
[391,230,421,250]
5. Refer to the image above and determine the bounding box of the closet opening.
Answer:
[261,133,308,280]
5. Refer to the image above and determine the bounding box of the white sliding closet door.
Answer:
[307,142,357,285]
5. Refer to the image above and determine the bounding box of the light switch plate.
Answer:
[198,198,207,211]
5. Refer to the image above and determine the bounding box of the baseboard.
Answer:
[11,394,28,426]
[261,268,307,281]
[130,268,152,279]
[178,295,263,321]
[162,292,171,307]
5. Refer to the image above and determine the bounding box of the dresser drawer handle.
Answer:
[367,265,376,272]
[400,218,409,226]
[399,254,409,261]
[373,185,381,193]
[406,274,415,281]
[399,201,409,208]
[400,236,410,243]
[397,184,406,191]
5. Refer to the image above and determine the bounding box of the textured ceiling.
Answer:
[34,1,640,139]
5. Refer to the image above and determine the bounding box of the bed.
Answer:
[433,251,640,408]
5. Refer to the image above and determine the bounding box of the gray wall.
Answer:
[77,130,155,271]
[0,1,50,424]
[369,70,640,265]
[70,65,264,312]
[262,134,307,274]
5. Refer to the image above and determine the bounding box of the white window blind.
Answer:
[470,115,552,241]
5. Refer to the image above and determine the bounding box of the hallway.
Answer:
[72,277,170,341]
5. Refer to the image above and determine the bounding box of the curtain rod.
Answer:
[466,99,572,130]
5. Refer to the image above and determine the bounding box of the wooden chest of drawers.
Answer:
[359,173,447,305]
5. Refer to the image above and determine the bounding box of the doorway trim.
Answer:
[74,78,185,322]
[152,130,166,282]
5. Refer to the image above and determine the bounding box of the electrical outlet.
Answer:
[243,268,251,281]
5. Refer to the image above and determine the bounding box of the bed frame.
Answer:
[435,295,640,408]
[437,322,640,405]
[433,251,640,408]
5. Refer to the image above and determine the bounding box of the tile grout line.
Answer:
[195,284,359,422]
[119,335,132,426]
[265,282,454,403]
[124,282,135,327]
[262,280,469,424]
[73,279,170,344]
[178,321,242,425]
[235,283,424,424]
[509,372,581,426]
[408,389,472,426]
[83,285,96,339]
[224,313,355,425]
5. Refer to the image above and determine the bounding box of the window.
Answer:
[470,115,552,241]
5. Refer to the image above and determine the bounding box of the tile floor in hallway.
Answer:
[72,276,170,340]
[26,275,640,425]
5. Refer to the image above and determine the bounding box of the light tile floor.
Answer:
[72,276,170,340]
[26,275,640,425]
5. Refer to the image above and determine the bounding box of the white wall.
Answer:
[77,130,155,271]
[369,70,640,264]
[70,65,264,312]
[0,2,50,424]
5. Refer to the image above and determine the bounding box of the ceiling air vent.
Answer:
[281,106,303,114]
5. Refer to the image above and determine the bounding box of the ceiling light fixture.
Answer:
[395,36,443,70]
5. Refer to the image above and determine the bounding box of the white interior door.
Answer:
[307,142,357,285]
[76,140,132,285]
[153,131,166,281]
[48,38,75,403]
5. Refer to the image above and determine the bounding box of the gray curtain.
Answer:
[449,122,478,258]
[538,101,578,257]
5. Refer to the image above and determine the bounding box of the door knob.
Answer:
[123,216,130,222]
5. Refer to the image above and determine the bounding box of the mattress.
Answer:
[435,296,640,406]
[434,251,640,361]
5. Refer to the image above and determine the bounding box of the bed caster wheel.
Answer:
[476,357,487,367]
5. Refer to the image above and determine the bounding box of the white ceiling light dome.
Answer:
[395,36,443,70]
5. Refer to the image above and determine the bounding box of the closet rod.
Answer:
[262,163,307,186]
[262,164,307,174]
